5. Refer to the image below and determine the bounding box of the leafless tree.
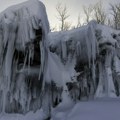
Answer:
[63,22,72,30]
[83,2,107,25]
[110,3,120,29]
[92,1,106,24]
[83,5,93,24]
[76,14,82,27]
[106,17,114,27]
[56,3,71,31]
[50,25,57,32]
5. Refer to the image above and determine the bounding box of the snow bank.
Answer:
[51,98,120,120]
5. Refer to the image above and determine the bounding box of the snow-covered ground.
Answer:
[51,98,120,120]
[0,98,120,120]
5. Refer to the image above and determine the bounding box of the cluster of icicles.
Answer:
[0,4,48,113]
[48,21,120,101]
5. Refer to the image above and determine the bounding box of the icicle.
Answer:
[31,16,39,30]
[91,62,96,91]
[87,21,97,67]
[28,19,35,40]
[39,40,45,83]
[61,41,67,62]
[113,55,120,95]
[95,50,116,98]
[3,22,9,49]
[113,55,120,74]
[27,43,34,74]
[0,20,17,113]
[95,62,104,97]
[85,28,92,67]
[104,50,116,97]
[23,20,30,43]
[0,25,3,67]
[22,53,28,70]
[0,0,50,114]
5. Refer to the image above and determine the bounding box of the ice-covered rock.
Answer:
[0,0,49,114]
[48,22,120,99]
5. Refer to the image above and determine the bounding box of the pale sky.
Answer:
[0,0,119,28]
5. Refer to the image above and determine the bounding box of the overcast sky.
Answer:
[0,0,119,28]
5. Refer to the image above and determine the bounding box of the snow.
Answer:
[51,98,120,120]
[0,109,47,120]
[0,98,119,120]
[0,0,49,34]
[96,24,117,48]
[0,0,49,51]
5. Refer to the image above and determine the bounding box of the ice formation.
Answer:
[0,0,120,119]
[48,21,120,99]
[0,0,50,114]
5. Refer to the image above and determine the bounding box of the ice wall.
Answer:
[48,21,98,102]
[48,21,120,100]
[0,0,49,114]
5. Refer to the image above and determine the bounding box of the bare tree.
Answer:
[106,17,114,27]
[63,22,72,30]
[56,3,71,31]
[92,1,106,24]
[83,2,107,25]
[83,5,93,24]
[76,13,82,27]
[50,25,57,32]
[110,3,120,29]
